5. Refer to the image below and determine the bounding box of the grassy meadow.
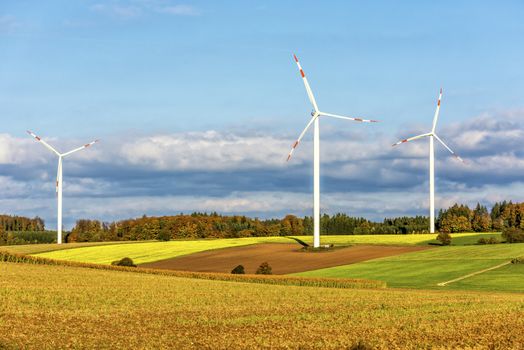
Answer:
[2,261,524,349]
[296,243,524,292]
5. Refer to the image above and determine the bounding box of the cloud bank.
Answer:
[1,110,523,229]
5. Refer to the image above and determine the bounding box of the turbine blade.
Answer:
[319,111,378,123]
[392,133,431,147]
[431,88,443,133]
[433,134,465,163]
[286,115,317,161]
[62,139,99,157]
[26,130,60,156]
[293,54,319,112]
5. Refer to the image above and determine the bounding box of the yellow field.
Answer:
[2,261,524,349]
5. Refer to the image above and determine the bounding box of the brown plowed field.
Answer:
[140,243,430,274]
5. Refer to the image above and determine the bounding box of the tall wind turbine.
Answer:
[392,89,464,233]
[286,54,378,248]
[27,131,98,244]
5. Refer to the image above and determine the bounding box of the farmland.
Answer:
[141,243,429,274]
[29,232,498,265]
[296,243,524,292]
[2,261,524,349]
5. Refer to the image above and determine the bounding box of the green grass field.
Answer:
[449,263,524,292]
[2,261,524,349]
[296,243,524,291]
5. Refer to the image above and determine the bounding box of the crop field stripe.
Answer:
[0,250,386,289]
[28,233,502,265]
[437,261,512,286]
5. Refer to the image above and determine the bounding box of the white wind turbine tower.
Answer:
[286,54,378,248]
[392,89,464,233]
[27,131,98,244]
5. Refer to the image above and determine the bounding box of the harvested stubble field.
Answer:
[141,243,430,274]
[2,261,524,349]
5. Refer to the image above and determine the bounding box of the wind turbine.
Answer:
[392,89,464,233]
[27,131,98,244]
[286,54,378,248]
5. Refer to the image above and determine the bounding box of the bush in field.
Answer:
[350,340,373,350]
[256,262,272,275]
[502,228,524,243]
[231,265,245,274]
[111,257,137,267]
[477,237,500,245]
[511,257,524,264]
[436,232,452,246]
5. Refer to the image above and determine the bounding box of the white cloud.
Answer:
[90,4,142,19]
[0,15,21,33]
[118,131,291,171]
[90,2,199,19]
[2,109,524,227]
[158,5,199,16]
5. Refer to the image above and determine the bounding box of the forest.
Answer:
[64,201,524,242]
[1,201,523,244]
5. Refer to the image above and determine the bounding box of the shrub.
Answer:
[111,257,137,267]
[231,265,245,274]
[350,340,373,350]
[477,237,500,245]
[256,262,272,275]
[502,228,524,243]
[511,257,524,264]
[436,232,452,246]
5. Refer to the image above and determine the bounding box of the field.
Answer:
[1,240,149,255]
[2,261,524,349]
[20,233,524,293]
[28,233,497,265]
[141,243,429,274]
[296,243,524,292]
[32,237,291,264]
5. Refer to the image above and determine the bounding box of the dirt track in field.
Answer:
[140,243,430,274]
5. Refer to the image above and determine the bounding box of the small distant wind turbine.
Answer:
[27,131,98,244]
[392,89,464,233]
[286,54,378,248]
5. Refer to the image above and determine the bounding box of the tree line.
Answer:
[66,201,524,242]
[0,215,45,232]
[436,201,523,233]
[2,201,524,245]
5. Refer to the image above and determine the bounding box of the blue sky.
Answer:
[1,1,524,228]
